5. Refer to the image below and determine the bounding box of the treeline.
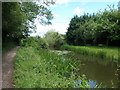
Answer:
[20,30,65,50]
[2,1,54,46]
[66,5,120,46]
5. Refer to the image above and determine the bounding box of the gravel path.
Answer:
[1,47,19,89]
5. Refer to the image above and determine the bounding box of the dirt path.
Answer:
[2,46,19,89]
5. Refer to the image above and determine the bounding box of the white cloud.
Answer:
[73,7,85,16]
[30,21,69,37]
[50,0,70,8]
[53,13,60,18]
[55,0,70,5]
[55,0,119,3]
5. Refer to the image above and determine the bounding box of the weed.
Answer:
[61,45,119,61]
[13,46,89,88]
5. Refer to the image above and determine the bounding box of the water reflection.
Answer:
[75,79,97,88]
[66,52,118,88]
[79,60,117,87]
[88,80,97,88]
[51,50,118,88]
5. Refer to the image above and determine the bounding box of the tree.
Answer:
[43,30,65,49]
[2,1,54,45]
[66,3,120,46]
[66,15,81,45]
[2,2,26,43]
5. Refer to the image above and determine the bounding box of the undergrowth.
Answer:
[61,45,119,61]
[13,47,89,88]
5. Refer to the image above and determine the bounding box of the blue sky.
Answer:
[31,0,120,37]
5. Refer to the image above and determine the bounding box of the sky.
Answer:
[30,0,120,37]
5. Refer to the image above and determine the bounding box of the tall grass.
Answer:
[13,47,89,88]
[61,45,119,61]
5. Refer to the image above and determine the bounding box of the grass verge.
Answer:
[13,46,89,88]
[61,45,119,61]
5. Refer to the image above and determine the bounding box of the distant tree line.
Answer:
[66,4,120,46]
[2,1,54,45]
[20,30,65,50]
[43,30,65,49]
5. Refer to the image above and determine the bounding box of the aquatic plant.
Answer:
[61,45,119,61]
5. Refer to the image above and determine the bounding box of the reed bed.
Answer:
[61,45,119,61]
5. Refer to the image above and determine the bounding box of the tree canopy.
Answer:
[2,1,54,45]
[66,4,120,46]
[43,30,65,49]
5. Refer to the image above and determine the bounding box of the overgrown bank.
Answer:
[13,46,90,88]
[61,45,119,61]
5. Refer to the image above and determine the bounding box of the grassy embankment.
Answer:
[13,46,89,88]
[61,45,119,61]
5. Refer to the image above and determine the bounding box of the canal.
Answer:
[51,50,119,88]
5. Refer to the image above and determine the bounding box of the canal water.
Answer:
[51,50,118,88]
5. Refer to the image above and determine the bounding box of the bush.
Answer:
[43,30,65,50]
[20,37,37,47]
[37,38,49,49]
[20,37,48,49]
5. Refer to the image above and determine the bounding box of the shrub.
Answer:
[20,37,38,47]
[43,30,65,50]
[20,37,48,49]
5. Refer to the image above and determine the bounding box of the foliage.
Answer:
[66,4,120,46]
[13,46,89,88]
[20,36,48,49]
[61,45,119,61]
[43,30,65,49]
[2,2,26,44]
[2,1,54,45]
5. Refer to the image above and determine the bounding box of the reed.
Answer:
[61,45,119,61]
[13,46,89,88]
